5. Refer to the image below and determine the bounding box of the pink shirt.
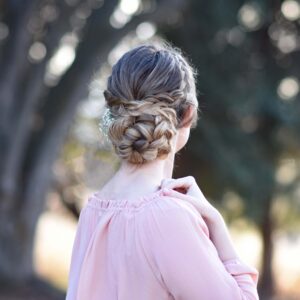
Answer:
[66,189,259,300]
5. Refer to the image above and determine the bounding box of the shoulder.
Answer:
[139,194,216,267]
[143,193,210,238]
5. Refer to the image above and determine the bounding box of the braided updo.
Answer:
[103,43,198,164]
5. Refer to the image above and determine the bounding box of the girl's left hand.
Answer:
[160,176,221,225]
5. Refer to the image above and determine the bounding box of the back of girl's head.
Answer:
[103,43,199,164]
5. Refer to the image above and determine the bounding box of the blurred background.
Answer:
[0,0,299,299]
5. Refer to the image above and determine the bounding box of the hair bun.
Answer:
[107,97,178,164]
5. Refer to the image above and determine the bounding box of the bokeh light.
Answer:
[277,33,297,53]
[110,9,131,28]
[226,26,245,47]
[238,3,262,31]
[28,42,47,63]
[45,33,78,86]
[277,76,300,101]
[110,0,140,28]
[276,158,298,185]
[48,44,75,76]
[281,0,300,21]
[120,0,140,15]
[136,22,156,40]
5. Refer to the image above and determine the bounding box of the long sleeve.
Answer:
[66,206,100,300]
[146,203,259,300]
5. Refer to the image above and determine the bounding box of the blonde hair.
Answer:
[103,43,199,164]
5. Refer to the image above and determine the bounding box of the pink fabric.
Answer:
[66,189,259,300]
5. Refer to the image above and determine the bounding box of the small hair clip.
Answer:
[98,107,114,139]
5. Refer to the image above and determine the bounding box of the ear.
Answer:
[180,105,195,128]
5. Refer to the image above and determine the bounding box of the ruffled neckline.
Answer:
[87,188,164,210]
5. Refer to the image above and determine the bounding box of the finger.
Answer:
[163,188,205,219]
[160,178,175,187]
[162,188,195,203]
[163,188,202,211]
[161,176,195,190]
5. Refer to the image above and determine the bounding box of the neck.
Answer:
[118,135,178,184]
[118,150,175,187]
[100,138,178,199]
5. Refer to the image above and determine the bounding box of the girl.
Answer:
[66,44,259,300]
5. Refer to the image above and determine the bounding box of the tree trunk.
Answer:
[258,198,275,300]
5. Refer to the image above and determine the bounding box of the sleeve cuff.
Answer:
[222,258,259,285]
